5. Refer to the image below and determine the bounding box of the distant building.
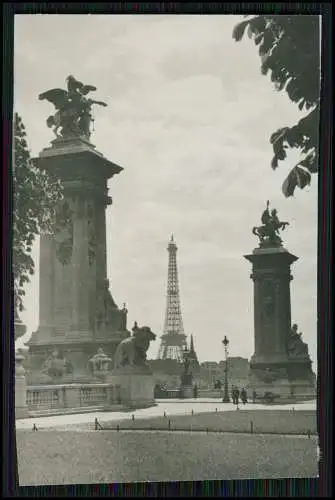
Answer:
[200,357,249,388]
[201,362,219,370]
[148,358,182,375]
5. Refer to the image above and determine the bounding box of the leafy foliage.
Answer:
[233,15,320,197]
[13,113,63,312]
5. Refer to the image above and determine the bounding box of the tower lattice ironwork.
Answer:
[157,235,188,362]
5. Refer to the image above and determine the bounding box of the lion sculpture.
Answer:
[113,324,156,371]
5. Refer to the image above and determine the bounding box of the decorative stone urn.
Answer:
[88,348,113,381]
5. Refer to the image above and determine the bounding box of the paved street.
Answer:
[16,399,316,430]
[17,398,318,484]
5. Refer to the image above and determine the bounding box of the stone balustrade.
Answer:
[25,383,122,415]
[197,389,223,398]
[155,388,223,399]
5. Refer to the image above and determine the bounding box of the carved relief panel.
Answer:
[260,277,275,327]
[54,200,74,266]
[87,201,96,267]
[259,276,276,354]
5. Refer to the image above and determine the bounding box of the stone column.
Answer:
[251,273,262,358]
[28,137,124,384]
[38,234,55,333]
[71,195,90,335]
[95,196,108,285]
[94,197,108,334]
[274,273,293,356]
[274,278,283,354]
[244,247,298,366]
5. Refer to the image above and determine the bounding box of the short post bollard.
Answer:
[250,421,254,434]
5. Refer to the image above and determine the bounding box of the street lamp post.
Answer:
[222,335,230,403]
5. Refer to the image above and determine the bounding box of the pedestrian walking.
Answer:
[235,387,240,406]
[231,386,236,404]
[241,388,247,405]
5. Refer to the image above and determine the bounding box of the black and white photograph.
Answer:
[13,13,320,486]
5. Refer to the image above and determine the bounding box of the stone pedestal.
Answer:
[15,350,29,419]
[244,246,316,399]
[27,137,129,383]
[179,385,193,399]
[107,369,156,409]
[179,371,194,398]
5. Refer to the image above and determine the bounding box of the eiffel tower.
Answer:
[157,235,188,362]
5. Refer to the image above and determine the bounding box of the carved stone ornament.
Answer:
[41,348,73,379]
[87,202,96,266]
[54,201,73,266]
[261,279,275,324]
[287,324,310,358]
[88,348,112,377]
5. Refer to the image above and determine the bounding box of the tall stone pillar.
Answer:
[246,247,298,366]
[38,234,55,335]
[25,77,133,384]
[244,202,316,399]
[70,195,90,335]
[27,137,130,383]
[95,196,108,284]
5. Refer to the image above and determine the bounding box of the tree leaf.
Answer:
[270,127,289,145]
[282,164,312,197]
[232,20,250,42]
[13,113,63,313]
[233,15,320,197]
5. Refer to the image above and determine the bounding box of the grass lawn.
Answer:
[92,409,316,435]
[17,429,318,485]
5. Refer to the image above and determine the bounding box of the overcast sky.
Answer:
[14,15,318,367]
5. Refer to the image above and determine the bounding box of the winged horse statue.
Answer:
[38,75,107,140]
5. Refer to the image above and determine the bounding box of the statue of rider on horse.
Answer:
[252,201,289,248]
